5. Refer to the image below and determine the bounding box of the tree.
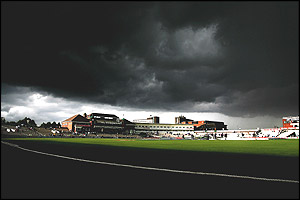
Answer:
[17,117,37,127]
[40,122,46,128]
[28,119,37,127]
[52,122,57,128]
[46,122,52,128]
[1,117,6,125]
[40,121,61,129]
[8,121,17,126]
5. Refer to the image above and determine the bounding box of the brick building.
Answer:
[61,114,91,133]
[175,116,227,130]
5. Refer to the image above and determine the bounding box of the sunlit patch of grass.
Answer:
[3,138,299,157]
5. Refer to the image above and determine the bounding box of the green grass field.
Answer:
[3,138,299,157]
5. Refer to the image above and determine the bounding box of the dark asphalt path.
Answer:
[1,140,299,199]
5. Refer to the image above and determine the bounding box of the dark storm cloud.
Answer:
[2,1,298,117]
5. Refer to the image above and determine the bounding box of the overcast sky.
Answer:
[1,1,299,129]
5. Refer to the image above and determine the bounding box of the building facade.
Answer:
[120,118,136,134]
[282,116,299,128]
[176,116,227,130]
[134,122,194,135]
[87,113,123,134]
[133,116,160,123]
[175,115,193,124]
[61,113,228,136]
[61,114,91,133]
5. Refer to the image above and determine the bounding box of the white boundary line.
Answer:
[2,141,299,184]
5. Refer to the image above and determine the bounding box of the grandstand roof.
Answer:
[89,113,118,118]
[63,114,89,122]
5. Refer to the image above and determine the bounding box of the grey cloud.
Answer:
[157,24,221,59]
[147,23,224,69]
[1,105,12,113]
[1,2,298,119]
[216,84,299,117]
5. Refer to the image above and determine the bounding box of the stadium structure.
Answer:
[61,113,299,140]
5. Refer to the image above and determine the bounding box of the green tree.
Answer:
[8,121,17,126]
[46,122,52,128]
[28,119,37,127]
[1,117,6,125]
[40,121,61,129]
[17,117,36,127]
[40,122,46,128]
[51,122,57,128]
